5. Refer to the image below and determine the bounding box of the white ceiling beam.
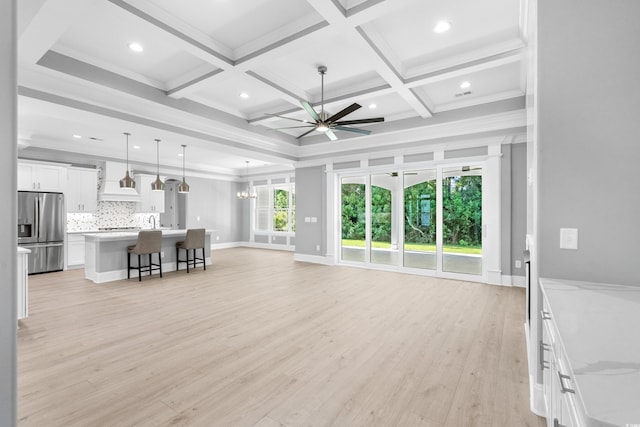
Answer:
[18,0,101,65]
[304,0,432,118]
[107,0,234,68]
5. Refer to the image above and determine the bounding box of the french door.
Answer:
[340,164,484,278]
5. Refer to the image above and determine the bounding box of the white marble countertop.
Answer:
[540,278,640,426]
[84,229,212,241]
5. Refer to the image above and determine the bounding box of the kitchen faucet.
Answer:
[149,216,156,229]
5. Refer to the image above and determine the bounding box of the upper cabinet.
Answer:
[18,161,67,192]
[134,174,165,213]
[67,167,98,213]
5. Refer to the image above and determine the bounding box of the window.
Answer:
[255,183,295,233]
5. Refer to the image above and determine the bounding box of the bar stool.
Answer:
[127,230,163,281]
[175,229,206,273]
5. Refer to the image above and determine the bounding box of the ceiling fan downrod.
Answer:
[318,65,327,118]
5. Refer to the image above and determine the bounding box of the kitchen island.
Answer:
[84,229,212,283]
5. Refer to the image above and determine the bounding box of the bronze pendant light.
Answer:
[178,144,189,194]
[119,132,136,189]
[151,138,164,191]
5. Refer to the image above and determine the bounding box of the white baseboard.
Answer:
[211,242,242,250]
[241,241,295,252]
[88,258,212,284]
[293,253,335,265]
[530,381,546,417]
[487,269,502,285]
[511,275,526,288]
[524,322,546,417]
[499,274,526,287]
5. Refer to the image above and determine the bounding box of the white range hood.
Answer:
[98,161,141,202]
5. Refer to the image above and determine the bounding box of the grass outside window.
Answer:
[341,239,482,255]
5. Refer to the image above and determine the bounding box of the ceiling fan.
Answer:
[266,66,384,141]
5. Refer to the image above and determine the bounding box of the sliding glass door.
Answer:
[442,166,483,275]
[403,170,436,270]
[338,164,483,278]
[370,173,397,266]
[341,176,366,263]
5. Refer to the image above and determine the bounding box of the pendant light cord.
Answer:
[182,145,186,178]
[155,139,160,175]
[124,132,130,171]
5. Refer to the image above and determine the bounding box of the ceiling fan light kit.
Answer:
[266,66,384,141]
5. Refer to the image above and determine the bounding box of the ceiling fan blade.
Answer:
[269,125,316,130]
[296,128,317,139]
[334,117,385,125]
[333,125,371,135]
[264,113,309,124]
[326,130,338,141]
[300,101,320,122]
[326,103,361,124]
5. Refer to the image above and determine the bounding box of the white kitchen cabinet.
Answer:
[18,161,67,192]
[67,167,98,212]
[66,234,86,268]
[135,174,165,213]
[541,293,584,427]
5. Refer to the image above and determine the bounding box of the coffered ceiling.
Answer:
[17,0,528,178]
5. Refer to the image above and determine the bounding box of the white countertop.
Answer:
[17,246,31,254]
[540,278,640,426]
[84,229,212,241]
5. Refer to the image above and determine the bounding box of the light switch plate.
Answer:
[560,228,578,250]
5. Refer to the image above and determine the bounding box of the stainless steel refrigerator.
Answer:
[18,191,65,274]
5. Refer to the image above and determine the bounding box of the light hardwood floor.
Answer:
[18,248,544,427]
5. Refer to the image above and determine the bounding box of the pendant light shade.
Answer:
[178,144,190,194]
[119,132,136,189]
[237,160,256,199]
[151,139,164,192]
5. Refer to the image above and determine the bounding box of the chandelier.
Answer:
[237,161,256,199]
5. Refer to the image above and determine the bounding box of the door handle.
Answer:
[558,373,575,394]
[539,341,550,370]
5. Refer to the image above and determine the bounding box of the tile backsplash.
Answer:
[67,201,159,231]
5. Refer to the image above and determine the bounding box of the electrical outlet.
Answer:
[316,245,320,251]
[216,235,220,241]
[515,260,521,269]
[161,251,165,258]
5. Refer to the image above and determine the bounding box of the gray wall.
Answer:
[501,143,527,278]
[1,0,17,424]
[510,143,527,278]
[501,144,513,276]
[538,0,640,286]
[238,182,250,242]
[294,166,326,256]
[185,177,242,244]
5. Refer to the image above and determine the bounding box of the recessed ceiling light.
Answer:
[132,145,141,149]
[178,153,183,157]
[433,21,451,34]
[239,92,249,99]
[128,42,144,53]
[369,103,377,109]
[460,81,471,89]
[73,134,81,139]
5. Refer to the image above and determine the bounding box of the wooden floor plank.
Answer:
[17,248,544,427]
